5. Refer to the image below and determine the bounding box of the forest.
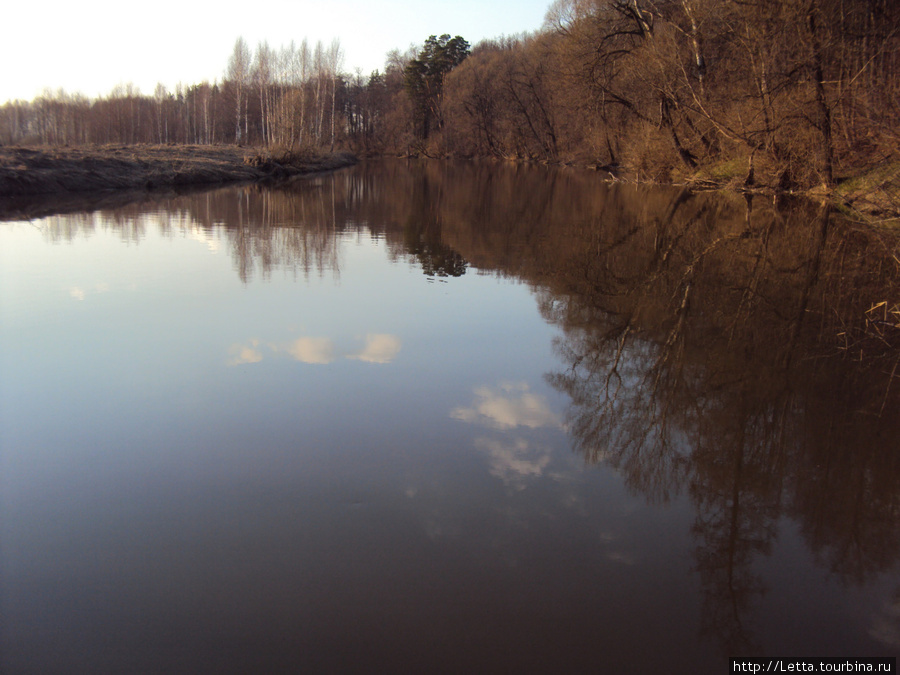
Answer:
[1,0,897,195]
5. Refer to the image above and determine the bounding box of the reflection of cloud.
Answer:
[228,339,263,366]
[475,437,551,489]
[284,337,335,364]
[348,334,401,364]
[451,383,562,430]
[188,228,220,252]
[870,594,900,648]
[69,283,109,301]
[606,550,636,565]
[231,333,400,367]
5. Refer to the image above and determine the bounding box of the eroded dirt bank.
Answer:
[0,145,357,197]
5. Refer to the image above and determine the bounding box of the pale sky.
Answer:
[2,0,553,103]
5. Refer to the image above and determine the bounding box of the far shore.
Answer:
[0,145,357,199]
[0,145,895,225]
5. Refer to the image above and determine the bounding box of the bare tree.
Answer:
[297,39,310,148]
[328,38,344,151]
[253,41,274,146]
[227,37,251,143]
[313,40,325,145]
[153,84,169,144]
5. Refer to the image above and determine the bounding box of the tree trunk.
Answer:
[807,2,834,186]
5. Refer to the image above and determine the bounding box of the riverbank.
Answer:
[1,145,895,225]
[0,145,357,197]
[401,150,900,224]
[596,162,899,224]
[679,158,900,224]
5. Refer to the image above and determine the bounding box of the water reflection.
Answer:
[474,437,553,490]
[451,383,563,431]
[495,181,900,655]
[349,334,402,364]
[227,339,264,366]
[281,336,337,364]
[24,159,900,546]
[226,333,402,366]
[6,160,900,664]
[452,382,565,492]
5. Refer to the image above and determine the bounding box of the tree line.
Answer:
[436,0,898,188]
[0,37,346,151]
[1,0,897,189]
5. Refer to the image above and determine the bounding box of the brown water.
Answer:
[2,160,899,673]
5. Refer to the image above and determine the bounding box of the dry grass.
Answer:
[834,163,900,224]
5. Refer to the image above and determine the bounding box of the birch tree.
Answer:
[328,38,344,151]
[313,40,324,145]
[253,41,274,146]
[227,37,251,143]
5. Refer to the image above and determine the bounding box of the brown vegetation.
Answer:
[0,1,897,215]
[434,0,899,211]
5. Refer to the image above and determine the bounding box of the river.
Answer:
[1,160,898,673]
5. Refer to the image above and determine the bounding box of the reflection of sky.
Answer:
[4,184,893,669]
[451,382,566,491]
[228,333,402,366]
[450,382,563,431]
[474,437,551,490]
[227,339,264,366]
[870,592,900,648]
[186,227,220,253]
[348,334,402,364]
[284,336,336,364]
[69,283,110,301]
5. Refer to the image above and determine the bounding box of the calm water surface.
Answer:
[2,161,899,673]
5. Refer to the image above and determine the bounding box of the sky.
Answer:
[2,0,553,103]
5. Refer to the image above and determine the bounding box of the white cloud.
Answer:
[451,382,562,430]
[348,334,401,364]
[69,286,85,301]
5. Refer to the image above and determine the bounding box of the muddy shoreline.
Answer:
[0,144,356,202]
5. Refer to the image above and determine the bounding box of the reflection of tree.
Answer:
[688,394,786,657]
[404,220,468,277]
[226,183,345,283]
[545,321,692,503]
[27,162,900,654]
[31,165,900,607]
[400,167,467,277]
[516,181,900,656]
[871,587,900,650]
[31,161,477,283]
[787,383,900,585]
[219,162,471,279]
